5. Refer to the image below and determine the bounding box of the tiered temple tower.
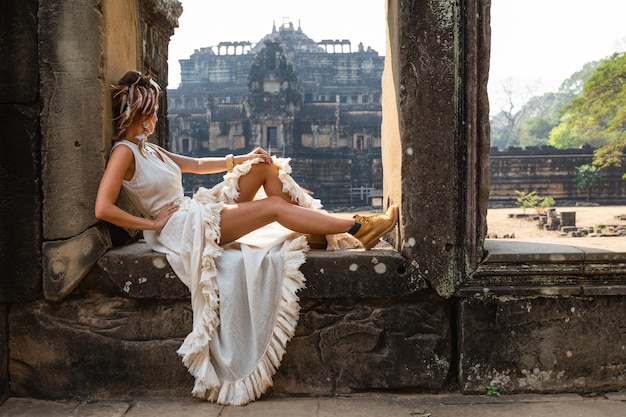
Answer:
[167,20,385,207]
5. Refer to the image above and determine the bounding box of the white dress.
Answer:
[113,140,326,405]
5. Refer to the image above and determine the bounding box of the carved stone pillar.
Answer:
[382,0,490,297]
[38,0,181,301]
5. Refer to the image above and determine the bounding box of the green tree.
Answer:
[490,111,515,149]
[551,53,626,153]
[519,116,556,147]
[575,164,601,201]
[558,61,599,96]
[549,113,586,148]
[593,144,625,178]
[491,81,583,150]
[515,190,554,214]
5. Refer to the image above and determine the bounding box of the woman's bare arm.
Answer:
[160,147,273,175]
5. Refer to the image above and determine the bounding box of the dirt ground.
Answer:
[487,205,626,239]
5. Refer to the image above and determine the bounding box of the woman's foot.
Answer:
[351,205,399,249]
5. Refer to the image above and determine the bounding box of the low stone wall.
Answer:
[8,243,454,399]
[490,147,626,206]
[457,239,626,394]
[7,240,626,400]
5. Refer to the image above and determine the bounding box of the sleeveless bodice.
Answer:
[113,140,184,218]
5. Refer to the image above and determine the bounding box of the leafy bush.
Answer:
[515,190,555,214]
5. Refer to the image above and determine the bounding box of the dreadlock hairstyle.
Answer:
[111,71,161,155]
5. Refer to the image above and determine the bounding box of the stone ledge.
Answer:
[97,241,426,300]
[458,238,626,296]
[481,238,626,263]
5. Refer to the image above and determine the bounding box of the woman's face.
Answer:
[145,113,158,136]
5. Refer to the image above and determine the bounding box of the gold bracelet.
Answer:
[225,154,235,172]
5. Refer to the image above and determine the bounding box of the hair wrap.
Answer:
[111,71,161,152]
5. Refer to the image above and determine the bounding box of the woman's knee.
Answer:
[250,161,279,177]
[266,195,288,208]
[250,196,288,223]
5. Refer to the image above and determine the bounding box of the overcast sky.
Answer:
[167,0,386,88]
[168,0,626,112]
[489,0,626,112]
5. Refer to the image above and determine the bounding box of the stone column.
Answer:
[382,0,490,297]
[38,0,181,301]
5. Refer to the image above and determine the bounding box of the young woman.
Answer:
[95,71,398,405]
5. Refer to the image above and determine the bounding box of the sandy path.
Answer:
[487,205,626,239]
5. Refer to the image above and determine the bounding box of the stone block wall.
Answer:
[0,0,181,404]
[9,295,193,399]
[457,240,626,395]
[0,305,7,403]
[490,147,626,205]
[459,295,626,394]
[11,239,626,400]
[8,244,454,399]
[0,0,41,303]
[0,0,42,401]
[276,293,452,395]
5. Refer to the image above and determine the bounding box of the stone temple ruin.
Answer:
[1,0,626,405]
[168,20,385,206]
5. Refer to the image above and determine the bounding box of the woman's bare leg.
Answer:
[235,162,295,203]
[219,196,353,245]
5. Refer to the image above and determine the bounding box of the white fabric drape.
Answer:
[147,158,315,405]
[115,141,356,405]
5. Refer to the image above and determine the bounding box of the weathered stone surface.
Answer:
[383,0,490,298]
[300,245,426,298]
[94,242,426,300]
[42,225,112,301]
[39,0,106,240]
[9,297,193,399]
[7,290,451,400]
[458,295,626,394]
[0,305,7,403]
[137,0,181,149]
[69,400,132,416]
[0,0,38,103]
[319,301,451,392]
[397,1,460,296]
[0,397,76,416]
[458,239,626,294]
[271,333,334,396]
[97,242,190,299]
[0,104,42,303]
[275,295,452,395]
[128,399,222,417]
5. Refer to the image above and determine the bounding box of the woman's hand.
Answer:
[152,200,180,231]
[239,147,273,165]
